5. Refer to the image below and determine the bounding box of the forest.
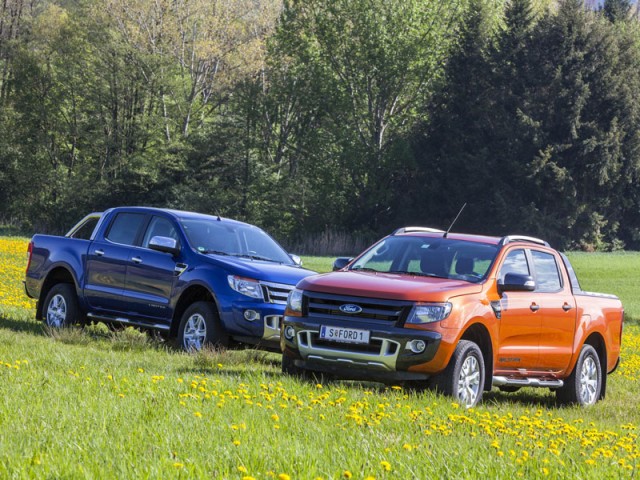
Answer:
[1,0,640,253]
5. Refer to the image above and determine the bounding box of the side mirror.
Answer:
[149,236,180,256]
[498,273,535,294]
[333,257,354,271]
[289,254,302,266]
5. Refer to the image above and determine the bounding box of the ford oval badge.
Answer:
[339,304,363,314]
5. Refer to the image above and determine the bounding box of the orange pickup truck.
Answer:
[281,228,624,407]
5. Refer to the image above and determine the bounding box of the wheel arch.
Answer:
[37,266,79,320]
[171,284,218,338]
[460,322,494,391]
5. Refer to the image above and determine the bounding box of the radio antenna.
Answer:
[443,203,467,238]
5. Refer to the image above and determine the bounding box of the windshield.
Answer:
[350,236,499,283]
[180,218,294,265]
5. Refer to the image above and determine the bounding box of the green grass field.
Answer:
[1,238,640,479]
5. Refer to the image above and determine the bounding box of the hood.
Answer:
[297,271,483,302]
[203,254,316,285]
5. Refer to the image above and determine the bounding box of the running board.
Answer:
[492,376,564,388]
[86,313,170,331]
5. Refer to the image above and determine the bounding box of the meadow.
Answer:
[1,237,639,479]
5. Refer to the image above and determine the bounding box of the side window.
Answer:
[142,216,179,248]
[69,217,99,240]
[498,249,530,281]
[531,250,562,292]
[105,213,146,246]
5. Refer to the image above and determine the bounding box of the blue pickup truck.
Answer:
[24,207,315,351]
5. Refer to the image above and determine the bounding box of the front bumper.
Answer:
[281,317,442,382]
[220,300,285,349]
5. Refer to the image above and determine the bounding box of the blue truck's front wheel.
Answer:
[176,301,228,352]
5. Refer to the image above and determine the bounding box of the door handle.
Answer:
[131,256,143,264]
[95,249,104,256]
[562,303,573,312]
[530,303,540,312]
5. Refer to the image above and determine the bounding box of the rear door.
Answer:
[122,215,182,321]
[84,212,147,313]
[530,249,576,372]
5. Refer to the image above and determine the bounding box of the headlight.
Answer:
[287,289,304,313]
[227,275,264,300]
[406,303,452,324]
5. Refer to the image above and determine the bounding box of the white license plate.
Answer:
[319,325,370,344]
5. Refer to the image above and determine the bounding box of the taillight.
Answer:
[26,241,33,274]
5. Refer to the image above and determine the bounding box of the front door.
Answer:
[122,215,181,322]
[495,248,541,371]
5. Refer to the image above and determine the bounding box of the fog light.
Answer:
[284,326,296,340]
[408,339,427,354]
[244,309,260,322]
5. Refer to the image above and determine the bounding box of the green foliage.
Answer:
[1,0,640,250]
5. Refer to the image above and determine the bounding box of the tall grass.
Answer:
[1,237,640,478]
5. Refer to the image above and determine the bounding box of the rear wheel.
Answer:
[43,284,80,328]
[176,301,228,352]
[430,340,485,408]
[556,344,602,406]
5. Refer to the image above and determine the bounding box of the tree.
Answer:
[602,0,632,22]
[268,0,465,231]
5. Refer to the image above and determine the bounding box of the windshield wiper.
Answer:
[412,272,448,278]
[350,266,380,273]
[232,253,279,263]
[388,270,448,278]
[200,249,231,256]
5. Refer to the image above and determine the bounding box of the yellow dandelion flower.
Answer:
[173,462,184,468]
[194,411,202,418]
[343,471,352,479]
[238,466,248,474]
[380,461,391,471]
[278,474,291,480]
[242,477,256,480]
[233,440,241,446]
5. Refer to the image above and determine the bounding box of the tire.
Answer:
[43,283,80,328]
[430,340,485,408]
[556,344,602,406]
[175,301,228,352]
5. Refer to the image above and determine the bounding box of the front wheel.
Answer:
[176,301,228,352]
[43,284,80,328]
[556,344,602,406]
[430,340,485,408]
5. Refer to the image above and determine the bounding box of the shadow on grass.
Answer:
[0,314,46,336]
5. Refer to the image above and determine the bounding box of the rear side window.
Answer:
[531,250,562,292]
[105,213,146,246]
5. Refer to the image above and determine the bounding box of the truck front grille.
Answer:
[261,281,295,305]
[304,291,413,326]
